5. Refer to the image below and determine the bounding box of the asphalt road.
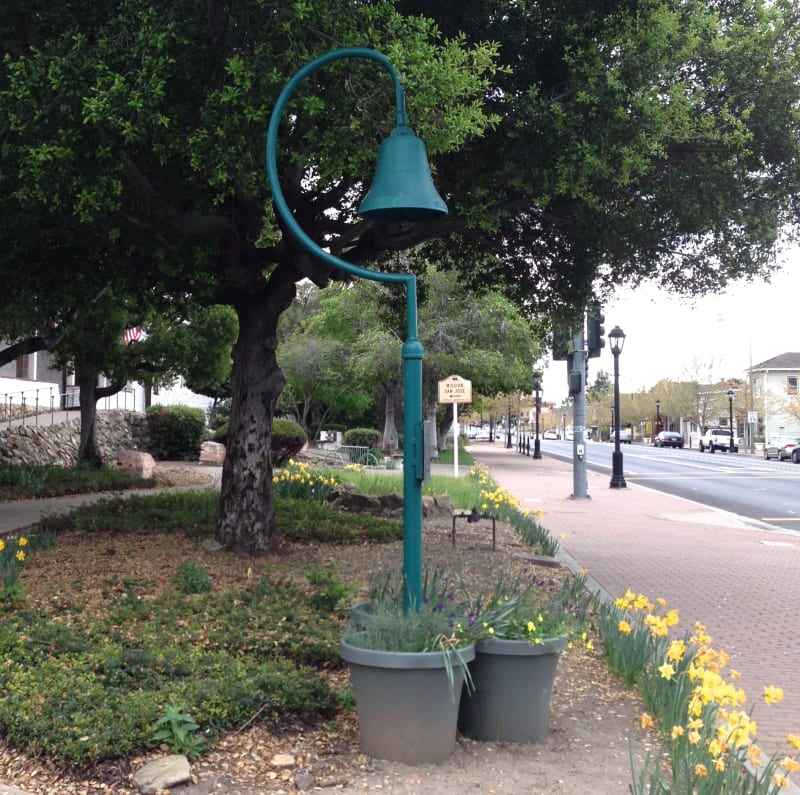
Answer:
[527,439,800,533]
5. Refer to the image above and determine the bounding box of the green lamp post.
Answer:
[266,48,447,609]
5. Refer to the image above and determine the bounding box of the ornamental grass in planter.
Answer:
[341,571,476,764]
[459,572,592,743]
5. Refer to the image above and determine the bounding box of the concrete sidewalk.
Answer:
[469,443,800,762]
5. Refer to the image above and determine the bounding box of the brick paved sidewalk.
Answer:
[469,444,800,763]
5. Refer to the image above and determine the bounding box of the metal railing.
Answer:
[0,385,138,429]
[335,445,379,466]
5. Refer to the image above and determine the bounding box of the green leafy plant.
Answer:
[469,574,582,644]
[151,702,206,759]
[0,463,152,499]
[172,561,212,594]
[272,460,337,502]
[347,569,476,695]
[343,428,381,448]
[601,590,800,793]
[306,560,351,614]
[270,418,308,464]
[0,534,29,602]
[146,404,207,461]
[469,464,559,556]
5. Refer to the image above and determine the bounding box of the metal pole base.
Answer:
[533,439,541,459]
[609,450,627,488]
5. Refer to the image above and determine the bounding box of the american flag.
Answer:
[122,326,142,344]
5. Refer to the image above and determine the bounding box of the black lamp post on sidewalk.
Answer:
[655,398,661,437]
[727,389,735,452]
[609,326,627,489]
[533,371,542,459]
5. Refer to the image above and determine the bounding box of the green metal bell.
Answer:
[358,124,448,223]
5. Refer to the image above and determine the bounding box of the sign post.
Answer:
[438,375,473,477]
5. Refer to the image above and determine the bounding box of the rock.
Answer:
[116,449,156,478]
[201,537,224,553]
[199,441,226,464]
[422,494,454,520]
[270,752,296,768]
[331,490,454,520]
[513,553,562,568]
[294,769,315,791]
[132,754,192,794]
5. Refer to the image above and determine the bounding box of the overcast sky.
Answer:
[540,245,800,404]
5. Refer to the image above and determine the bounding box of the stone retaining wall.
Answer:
[0,411,150,467]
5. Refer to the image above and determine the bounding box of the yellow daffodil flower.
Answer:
[764,685,784,705]
[658,662,676,680]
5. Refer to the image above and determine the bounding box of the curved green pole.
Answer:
[266,48,423,610]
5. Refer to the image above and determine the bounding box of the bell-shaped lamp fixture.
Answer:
[358,124,448,223]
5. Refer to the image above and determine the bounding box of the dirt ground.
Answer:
[0,463,659,795]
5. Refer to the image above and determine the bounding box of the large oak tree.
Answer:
[3,0,800,556]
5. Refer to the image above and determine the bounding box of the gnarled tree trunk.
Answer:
[426,393,439,460]
[216,284,294,557]
[76,367,125,468]
[381,381,399,456]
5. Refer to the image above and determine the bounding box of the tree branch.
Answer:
[120,152,233,237]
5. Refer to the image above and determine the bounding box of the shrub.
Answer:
[172,561,212,594]
[206,398,231,430]
[212,421,229,444]
[271,418,307,464]
[146,405,207,461]
[344,428,381,448]
[211,418,306,464]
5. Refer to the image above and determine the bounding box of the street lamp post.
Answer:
[266,48,447,609]
[727,389,735,452]
[533,371,542,459]
[655,398,661,438]
[609,326,627,489]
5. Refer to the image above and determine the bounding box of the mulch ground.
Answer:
[0,463,653,794]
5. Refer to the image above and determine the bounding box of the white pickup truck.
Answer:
[699,427,739,453]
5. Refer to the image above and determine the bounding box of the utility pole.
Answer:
[569,329,589,500]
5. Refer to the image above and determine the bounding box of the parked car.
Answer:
[543,428,560,440]
[764,436,800,461]
[699,427,738,453]
[654,431,684,449]
[610,428,632,444]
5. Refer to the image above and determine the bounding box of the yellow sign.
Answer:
[438,374,472,403]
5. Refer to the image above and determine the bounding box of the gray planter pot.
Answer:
[349,601,373,629]
[340,636,475,764]
[458,635,568,743]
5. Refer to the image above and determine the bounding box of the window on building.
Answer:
[788,376,798,396]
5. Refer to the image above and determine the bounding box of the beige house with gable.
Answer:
[749,352,800,441]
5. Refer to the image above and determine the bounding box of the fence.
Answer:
[0,385,138,429]
[335,445,379,466]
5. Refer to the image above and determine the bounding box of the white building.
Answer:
[749,352,800,440]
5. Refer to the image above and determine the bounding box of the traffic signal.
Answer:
[587,304,605,358]
[552,325,573,361]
